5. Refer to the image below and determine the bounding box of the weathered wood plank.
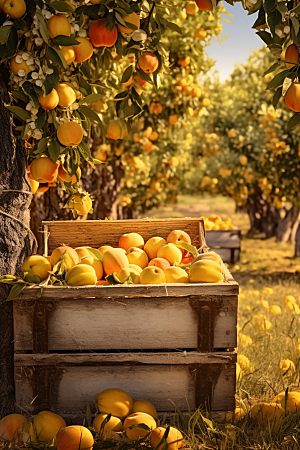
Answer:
[206,230,241,264]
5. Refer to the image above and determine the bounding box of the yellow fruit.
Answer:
[185,2,198,14]
[250,403,284,426]
[239,155,248,165]
[132,400,157,419]
[107,120,127,140]
[29,178,39,193]
[157,243,182,266]
[33,411,66,442]
[92,100,108,113]
[123,413,157,440]
[224,407,245,421]
[65,264,97,286]
[30,157,58,183]
[96,388,133,419]
[68,194,92,215]
[192,251,222,266]
[59,46,75,64]
[47,15,71,39]
[119,232,144,251]
[281,391,300,413]
[129,264,143,274]
[74,247,93,260]
[280,359,295,374]
[117,12,140,34]
[79,256,103,280]
[73,37,93,63]
[57,122,83,146]
[284,295,296,304]
[126,247,149,269]
[194,27,207,40]
[144,237,166,260]
[117,267,140,284]
[150,426,183,450]
[3,0,26,18]
[39,89,59,110]
[0,414,28,441]
[10,51,31,76]
[164,267,189,283]
[93,414,122,433]
[50,245,79,270]
[140,266,166,284]
[56,83,76,108]
[58,165,81,184]
[102,248,129,275]
[168,114,178,125]
[21,255,51,280]
[189,260,223,283]
[55,426,94,450]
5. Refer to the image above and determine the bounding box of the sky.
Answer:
[206,2,263,81]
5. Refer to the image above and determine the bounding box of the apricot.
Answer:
[0,414,28,441]
[132,400,157,419]
[57,121,83,146]
[138,52,159,74]
[169,115,178,125]
[96,388,133,419]
[157,243,182,266]
[10,51,31,76]
[164,267,189,283]
[118,12,140,34]
[194,28,207,39]
[126,247,149,269]
[195,0,213,10]
[93,414,122,433]
[189,260,223,283]
[21,255,52,280]
[124,412,157,440]
[89,19,118,47]
[181,256,194,264]
[39,89,59,110]
[29,178,39,193]
[102,248,129,275]
[68,194,92,215]
[98,245,114,255]
[73,37,93,62]
[150,426,183,450]
[281,391,300,413]
[30,157,58,183]
[129,263,143,274]
[107,120,127,140]
[75,246,93,260]
[285,44,299,69]
[50,245,79,270]
[144,236,166,260]
[92,100,108,113]
[250,403,284,426]
[149,258,170,271]
[65,264,97,286]
[2,0,26,18]
[55,426,94,450]
[117,267,140,284]
[193,251,222,266]
[59,46,75,64]
[47,15,71,38]
[186,2,198,14]
[33,411,66,442]
[119,232,144,251]
[79,255,103,280]
[57,165,81,183]
[167,230,191,257]
[140,266,166,284]
[56,83,76,108]
[177,56,190,67]
[285,82,300,112]
[191,86,201,97]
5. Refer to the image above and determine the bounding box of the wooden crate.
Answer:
[14,218,238,422]
[206,230,241,264]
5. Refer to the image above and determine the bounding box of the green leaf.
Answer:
[0,26,12,45]
[135,67,153,83]
[266,69,290,90]
[165,20,182,34]
[6,283,26,301]
[36,10,50,44]
[106,273,122,284]
[75,4,103,19]
[107,13,116,32]
[22,81,40,109]
[175,241,198,257]
[291,16,299,36]
[79,93,104,105]
[14,19,28,31]
[256,30,273,46]
[24,273,41,284]
[282,77,293,96]
[78,141,94,162]
[37,137,48,154]
[36,108,46,129]
[11,90,29,103]
[272,87,282,109]
[121,65,133,83]
[52,35,81,46]
[44,66,59,96]
[86,248,103,261]
[287,112,300,131]
[266,10,282,37]
[6,106,31,121]
[48,46,67,69]
[0,26,18,60]
[78,75,92,96]
[79,105,102,125]
[263,62,281,76]
[248,0,262,15]
[48,138,61,162]
[51,0,75,12]
[0,275,19,284]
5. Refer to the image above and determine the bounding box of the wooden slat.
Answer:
[43,218,205,254]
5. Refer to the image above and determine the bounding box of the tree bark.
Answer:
[0,67,34,415]
[276,206,300,243]
[294,222,300,257]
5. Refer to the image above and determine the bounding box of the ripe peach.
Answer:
[195,0,213,10]
[55,426,94,450]
[138,52,159,74]
[33,411,66,442]
[118,12,140,34]
[126,247,149,269]
[93,414,122,433]
[177,56,190,67]
[281,391,300,413]
[285,82,300,112]
[189,260,223,283]
[119,232,144,251]
[57,165,81,184]
[79,255,103,280]
[30,157,58,183]
[3,0,26,18]
[59,46,75,64]
[0,414,28,441]
[89,19,118,47]
[10,51,31,76]
[21,255,52,280]
[39,89,59,111]
[150,426,183,450]
[107,120,127,140]
[193,252,222,265]
[164,267,189,283]
[123,413,157,440]
[50,245,79,270]
[56,83,76,108]
[140,266,166,284]
[65,264,97,286]
[68,194,92,215]
[285,44,299,69]
[102,248,129,275]
[149,130,158,141]
[149,258,170,271]
[98,245,113,255]
[157,243,182,265]
[73,37,93,62]
[250,403,284,427]
[96,388,133,419]
[57,122,83,146]
[47,15,71,39]
[132,400,157,419]
[167,230,191,256]
[191,86,201,97]
[144,236,166,260]
[186,2,198,14]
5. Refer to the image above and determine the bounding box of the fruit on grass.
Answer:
[167,230,191,256]
[285,44,299,69]
[56,83,76,108]
[79,256,103,280]
[280,359,295,373]
[144,237,166,260]
[119,232,144,251]
[177,56,190,67]
[55,426,94,450]
[47,15,71,38]
[148,258,170,271]
[280,391,300,413]
[107,120,127,140]
[186,2,198,14]
[98,245,113,255]
[2,0,26,18]
[57,122,83,146]
[89,19,118,47]
[10,51,31,76]
[285,82,300,112]
[195,0,213,10]
[164,267,189,283]
[33,411,66,442]
[126,247,149,269]
[138,53,159,74]
[0,414,28,441]
[132,400,157,419]
[73,37,93,62]
[150,426,183,450]
[30,157,58,183]
[224,407,245,421]
[157,243,182,266]
[29,178,39,193]
[68,194,92,215]
[65,264,97,286]
[192,251,222,266]
[118,12,140,34]
[95,388,133,419]
[59,46,75,64]
[21,255,52,280]
[57,166,81,184]
[39,89,59,110]
[189,260,223,283]
[117,267,140,284]
[102,248,129,275]
[250,403,284,426]
[140,266,166,284]
[93,414,122,433]
[129,263,143,273]
[50,245,79,270]
[123,413,157,440]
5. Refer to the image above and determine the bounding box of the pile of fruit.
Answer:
[0,229,225,293]
[0,388,183,449]
[201,215,237,231]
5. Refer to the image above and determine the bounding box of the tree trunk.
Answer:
[0,67,34,415]
[246,190,281,239]
[294,222,300,257]
[276,206,300,243]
